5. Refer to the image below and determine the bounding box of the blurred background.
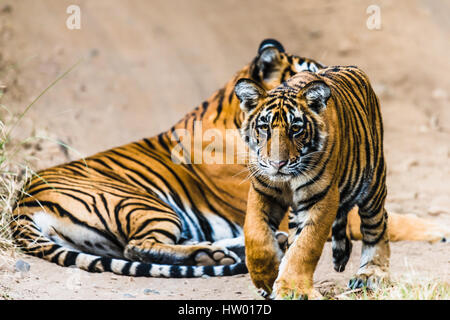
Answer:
[2,0,448,214]
[0,0,448,299]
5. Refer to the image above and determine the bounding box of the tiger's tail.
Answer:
[11,215,248,278]
[347,208,449,243]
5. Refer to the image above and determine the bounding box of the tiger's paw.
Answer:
[256,288,271,300]
[332,237,352,272]
[348,266,389,290]
[271,286,323,300]
[193,247,241,266]
[272,277,322,300]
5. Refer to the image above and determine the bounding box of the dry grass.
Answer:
[0,94,27,252]
[0,105,42,258]
[250,272,449,300]
[333,276,449,300]
[0,61,80,257]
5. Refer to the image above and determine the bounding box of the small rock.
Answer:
[90,48,99,58]
[308,30,322,39]
[14,260,30,273]
[429,114,440,131]
[1,4,12,13]
[201,274,210,279]
[427,206,445,216]
[337,40,354,56]
[123,293,136,298]
[401,158,419,171]
[55,46,65,56]
[143,288,160,295]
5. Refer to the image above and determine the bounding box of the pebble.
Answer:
[123,293,136,298]
[143,288,160,295]
[14,260,30,273]
[427,206,445,216]
[337,40,353,56]
[429,114,440,131]
[90,48,99,58]
[400,158,419,171]
[1,4,12,13]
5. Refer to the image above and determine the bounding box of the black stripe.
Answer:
[213,89,225,123]
[121,262,132,275]
[296,182,333,212]
[135,262,151,276]
[63,251,79,266]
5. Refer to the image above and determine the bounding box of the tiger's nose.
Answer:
[269,160,288,169]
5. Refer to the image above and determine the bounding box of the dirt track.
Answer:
[0,0,449,299]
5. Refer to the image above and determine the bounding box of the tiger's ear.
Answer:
[258,39,285,55]
[234,78,267,113]
[252,39,285,83]
[298,80,331,114]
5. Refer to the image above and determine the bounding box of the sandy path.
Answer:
[1,241,448,300]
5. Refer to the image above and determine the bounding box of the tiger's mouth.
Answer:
[257,158,300,181]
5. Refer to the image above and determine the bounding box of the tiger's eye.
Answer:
[291,124,303,133]
[259,124,269,131]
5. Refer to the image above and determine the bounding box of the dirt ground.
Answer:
[0,0,449,299]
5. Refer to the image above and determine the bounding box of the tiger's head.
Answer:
[234,73,331,182]
[249,39,324,91]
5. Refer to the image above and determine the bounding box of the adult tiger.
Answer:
[12,39,447,279]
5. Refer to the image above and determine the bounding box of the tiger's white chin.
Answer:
[262,169,294,182]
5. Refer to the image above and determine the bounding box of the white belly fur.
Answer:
[32,211,124,257]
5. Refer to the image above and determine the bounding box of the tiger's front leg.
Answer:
[121,198,240,266]
[244,185,288,296]
[272,185,339,300]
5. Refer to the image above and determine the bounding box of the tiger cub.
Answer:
[235,65,390,299]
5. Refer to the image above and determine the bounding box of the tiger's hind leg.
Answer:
[349,186,390,290]
[331,205,353,272]
[121,203,240,266]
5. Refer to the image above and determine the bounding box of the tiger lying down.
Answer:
[12,40,448,288]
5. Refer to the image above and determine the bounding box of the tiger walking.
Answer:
[235,65,391,299]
